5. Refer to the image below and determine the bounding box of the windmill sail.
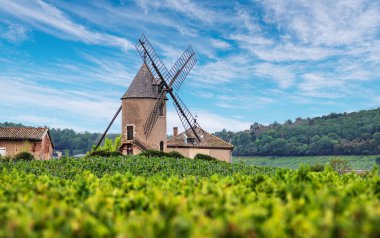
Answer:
[135,34,171,85]
[172,92,203,142]
[143,91,166,139]
[168,46,197,90]
[136,34,202,142]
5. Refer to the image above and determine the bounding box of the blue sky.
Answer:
[0,0,380,133]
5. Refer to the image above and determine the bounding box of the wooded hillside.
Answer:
[215,108,380,156]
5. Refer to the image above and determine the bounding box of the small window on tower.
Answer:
[127,126,134,140]
[159,103,164,116]
[159,141,164,152]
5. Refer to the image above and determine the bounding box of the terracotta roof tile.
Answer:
[0,127,48,140]
[167,127,233,149]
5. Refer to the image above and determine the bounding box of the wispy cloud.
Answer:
[0,0,133,51]
[167,110,251,133]
[253,63,295,88]
[0,21,31,43]
[261,0,380,46]
[0,75,121,132]
[210,39,231,50]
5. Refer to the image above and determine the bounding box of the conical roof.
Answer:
[122,63,160,99]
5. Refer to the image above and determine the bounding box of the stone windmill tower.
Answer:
[95,35,202,155]
[119,64,167,155]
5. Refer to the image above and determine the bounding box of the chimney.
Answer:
[173,127,178,137]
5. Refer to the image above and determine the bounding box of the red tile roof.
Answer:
[167,127,233,149]
[0,127,49,140]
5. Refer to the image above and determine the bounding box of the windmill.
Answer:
[95,34,203,150]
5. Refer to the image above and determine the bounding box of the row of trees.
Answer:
[49,129,119,155]
[215,108,380,156]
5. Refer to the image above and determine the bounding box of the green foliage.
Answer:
[49,128,119,156]
[0,157,379,237]
[329,159,351,174]
[215,108,380,156]
[86,136,122,157]
[234,155,378,170]
[194,153,218,161]
[0,155,12,162]
[13,152,34,161]
[0,156,276,179]
[140,150,184,159]
[309,163,325,172]
[166,151,185,158]
[87,150,122,157]
[90,136,121,153]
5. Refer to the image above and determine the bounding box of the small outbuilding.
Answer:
[0,127,54,160]
[167,127,234,163]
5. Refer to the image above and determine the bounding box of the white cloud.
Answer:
[298,73,345,98]
[0,22,31,43]
[134,0,220,25]
[250,44,341,62]
[253,63,295,88]
[167,110,251,133]
[261,0,380,46]
[210,39,231,49]
[191,55,255,84]
[0,76,122,132]
[0,0,133,51]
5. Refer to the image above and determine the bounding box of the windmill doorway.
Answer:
[159,141,164,152]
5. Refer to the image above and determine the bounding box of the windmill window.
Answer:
[0,147,5,156]
[159,103,164,116]
[159,141,164,152]
[127,126,134,140]
[186,138,195,144]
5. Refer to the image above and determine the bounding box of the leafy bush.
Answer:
[87,150,122,157]
[13,152,35,161]
[309,163,325,172]
[87,136,122,157]
[166,151,184,158]
[194,153,218,161]
[0,155,12,162]
[140,150,184,159]
[329,159,351,174]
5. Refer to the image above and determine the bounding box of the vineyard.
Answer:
[1,156,380,237]
[234,155,379,170]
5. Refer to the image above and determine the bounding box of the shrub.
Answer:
[166,151,184,158]
[329,159,351,174]
[310,163,325,172]
[140,150,167,158]
[13,152,35,161]
[0,155,12,162]
[140,150,184,159]
[194,153,218,161]
[87,150,122,157]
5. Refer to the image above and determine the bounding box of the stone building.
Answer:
[167,127,233,163]
[0,127,54,160]
[119,63,234,162]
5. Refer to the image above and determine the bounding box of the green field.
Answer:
[233,155,380,170]
[1,156,380,237]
